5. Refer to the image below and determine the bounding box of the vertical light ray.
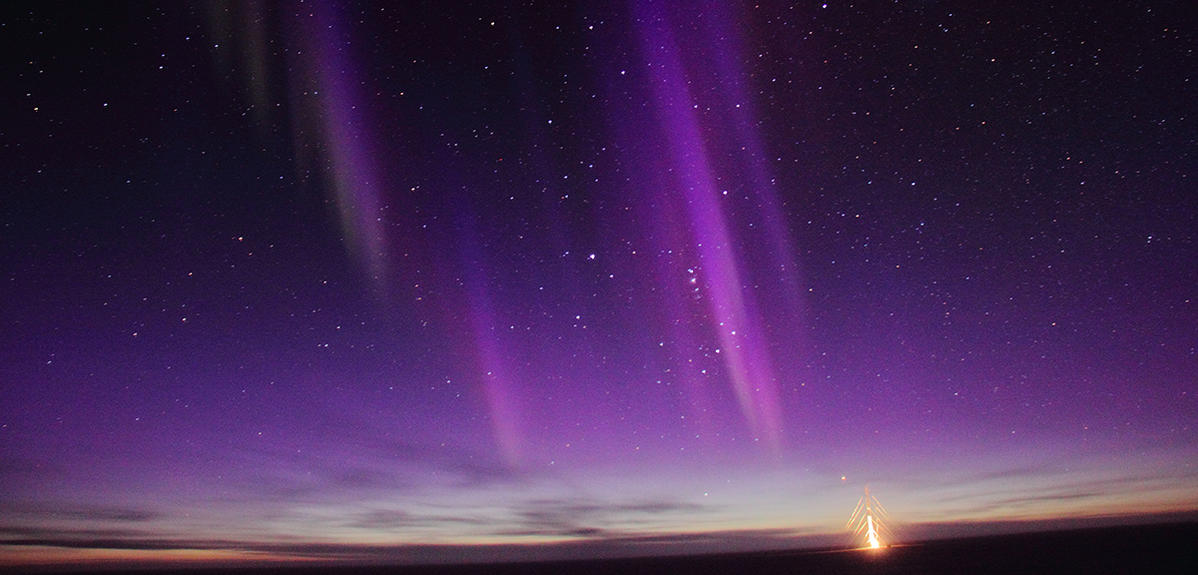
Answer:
[635,2,783,448]
[704,4,805,316]
[458,212,523,467]
[589,41,718,436]
[239,0,273,131]
[307,2,388,294]
[466,291,524,467]
[204,1,276,137]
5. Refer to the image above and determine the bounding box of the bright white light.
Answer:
[848,486,888,550]
[866,514,880,548]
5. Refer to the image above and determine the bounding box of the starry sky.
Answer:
[1,0,1195,568]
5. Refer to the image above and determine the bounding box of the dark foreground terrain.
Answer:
[13,522,1198,575]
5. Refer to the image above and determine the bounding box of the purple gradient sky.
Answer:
[1,0,1195,568]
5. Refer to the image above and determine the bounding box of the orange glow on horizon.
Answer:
[849,486,889,549]
[0,546,319,568]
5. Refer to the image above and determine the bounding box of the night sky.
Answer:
[2,0,1195,568]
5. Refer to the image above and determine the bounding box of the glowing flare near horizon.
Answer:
[848,486,889,549]
[866,515,880,549]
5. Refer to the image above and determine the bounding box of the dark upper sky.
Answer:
[1,0,1194,567]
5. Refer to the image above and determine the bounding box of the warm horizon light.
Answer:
[848,486,888,550]
[1,0,1195,569]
